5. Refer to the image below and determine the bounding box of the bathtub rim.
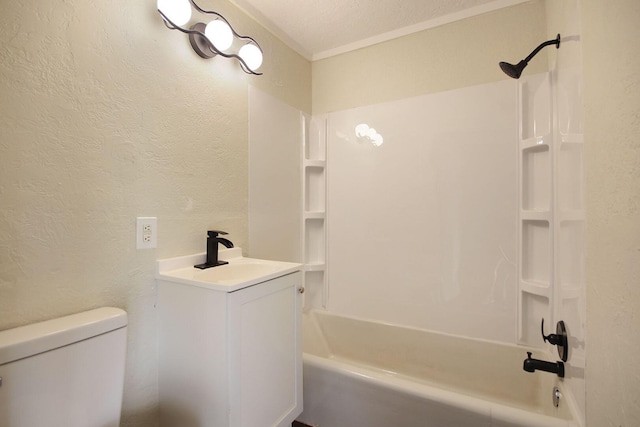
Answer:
[303,352,578,427]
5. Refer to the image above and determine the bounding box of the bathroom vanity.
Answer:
[156,248,303,427]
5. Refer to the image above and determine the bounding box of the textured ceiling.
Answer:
[229,0,527,60]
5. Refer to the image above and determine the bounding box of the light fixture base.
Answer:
[189,22,216,58]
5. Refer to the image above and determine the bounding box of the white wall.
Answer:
[326,80,518,342]
[0,1,310,425]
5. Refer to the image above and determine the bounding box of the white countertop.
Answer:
[156,248,302,292]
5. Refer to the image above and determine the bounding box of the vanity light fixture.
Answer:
[157,0,264,75]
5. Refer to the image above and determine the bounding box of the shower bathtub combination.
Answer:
[297,310,578,427]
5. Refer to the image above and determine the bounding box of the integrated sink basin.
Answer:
[197,260,287,283]
[156,248,301,292]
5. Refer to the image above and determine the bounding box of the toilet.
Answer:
[0,307,127,427]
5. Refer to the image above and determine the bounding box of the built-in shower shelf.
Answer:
[560,133,584,144]
[520,280,552,297]
[304,263,326,272]
[302,115,328,310]
[521,141,551,211]
[520,210,551,221]
[518,70,585,353]
[559,210,585,222]
[559,286,582,299]
[518,72,554,347]
[304,160,326,168]
[520,135,552,150]
[304,212,325,220]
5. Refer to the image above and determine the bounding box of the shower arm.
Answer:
[522,34,561,65]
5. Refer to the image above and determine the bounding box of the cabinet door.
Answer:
[228,272,303,427]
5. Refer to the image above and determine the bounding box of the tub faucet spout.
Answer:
[523,352,564,377]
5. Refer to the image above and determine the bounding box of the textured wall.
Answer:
[312,1,547,114]
[582,0,640,425]
[0,0,309,425]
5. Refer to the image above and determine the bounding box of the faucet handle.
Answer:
[540,318,568,362]
[207,230,228,238]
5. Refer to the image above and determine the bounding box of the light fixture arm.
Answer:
[157,0,263,75]
[187,0,261,47]
[158,10,181,30]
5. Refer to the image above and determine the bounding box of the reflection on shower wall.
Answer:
[326,80,518,343]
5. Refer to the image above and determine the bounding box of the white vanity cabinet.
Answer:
[156,252,302,427]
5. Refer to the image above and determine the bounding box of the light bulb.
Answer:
[205,19,233,51]
[157,0,192,26]
[238,43,263,71]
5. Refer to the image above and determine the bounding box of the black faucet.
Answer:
[523,352,564,378]
[194,230,234,269]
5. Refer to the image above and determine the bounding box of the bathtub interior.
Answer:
[302,309,573,421]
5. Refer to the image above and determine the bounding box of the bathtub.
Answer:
[297,310,577,427]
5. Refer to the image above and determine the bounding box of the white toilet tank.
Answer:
[0,307,127,427]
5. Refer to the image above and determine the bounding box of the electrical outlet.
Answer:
[136,217,157,249]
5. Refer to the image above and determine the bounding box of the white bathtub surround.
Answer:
[325,79,518,342]
[299,310,578,427]
[307,69,586,423]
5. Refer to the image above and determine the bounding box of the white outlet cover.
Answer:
[136,217,157,249]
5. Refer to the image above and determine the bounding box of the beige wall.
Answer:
[582,0,640,425]
[0,0,309,425]
[312,1,547,114]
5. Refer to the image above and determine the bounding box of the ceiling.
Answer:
[229,0,528,60]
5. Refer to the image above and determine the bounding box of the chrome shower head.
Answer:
[499,34,561,79]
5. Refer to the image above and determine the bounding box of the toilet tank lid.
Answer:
[0,307,127,365]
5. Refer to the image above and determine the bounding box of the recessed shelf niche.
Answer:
[520,292,549,345]
[521,220,550,285]
[304,270,325,309]
[305,218,325,266]
[305,167,326,213]
[522,145,551,212]
[301,115,328,309]
[558,141,584,212]
[306,117,326,161]
[520,74,551,141]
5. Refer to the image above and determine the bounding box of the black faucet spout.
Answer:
[217,237,234,249]
[194,230,234,269]
[523,352,564,377]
